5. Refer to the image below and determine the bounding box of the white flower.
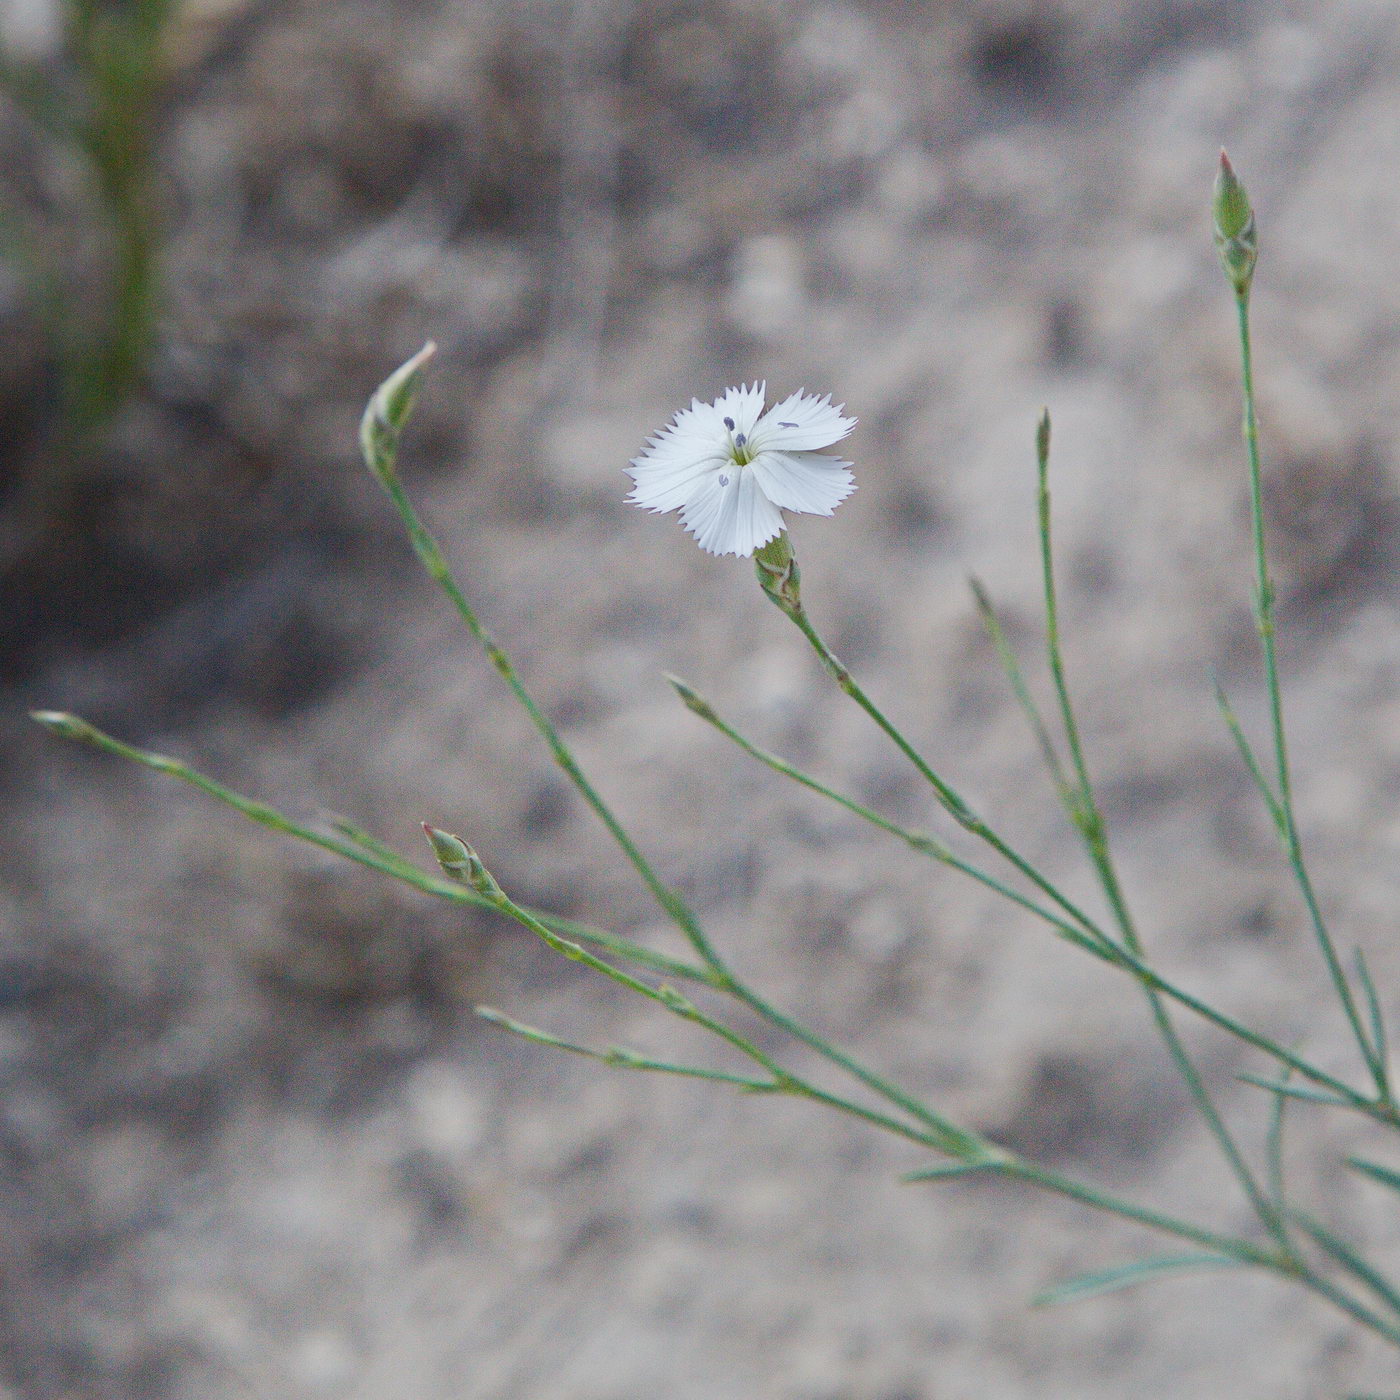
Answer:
[626,383,856,557]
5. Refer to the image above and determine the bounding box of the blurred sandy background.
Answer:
[6,0,1400,1395]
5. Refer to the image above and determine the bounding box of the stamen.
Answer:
[734,432,747,447]
[718,473,730,487]
[723,416,735,430]
[778,421,798,428]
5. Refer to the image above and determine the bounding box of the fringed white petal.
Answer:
[626,449,729,512]
[751,390,856,454]
[746,450,855,516]
[711,382,767,438]
[678,468,784,557]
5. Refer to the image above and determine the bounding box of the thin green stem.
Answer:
[1033,419,1282,1244]
[1211,674,1286,830]
[377,467,730,979]
[720,976,985,1156]
[669,683,1390,1121]
[28,712,723,990]
[1290,1210,1400,1324]
[470,878,789,1079]
[668,675,1115,961]
[1035,417,1136,947]
[778,601,1109,947]
[999,1158,1280,1267]
[41,707,1393,1141]
[366,428,993,1148]
[474,1006,785,1091]
[477,849,1298,1279]
[1235,290,1384,1092]
[1297,1272,1400,1350]
[471,870,976,1156]
[1265,1064,1290,1226]
[968,576,1073,801]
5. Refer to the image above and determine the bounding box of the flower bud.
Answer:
[1212,151,1257,296]
[422,823,502,900]
[29,710,98,743]
[754,531,803,615]
[664,674,716,721]
[359,343,436,487]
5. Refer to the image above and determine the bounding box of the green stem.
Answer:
[1297,1271,1400,1349]
[473,875,974,1156]
[670,682,1390,1121]
[999,1158,1279,1267]
[778,601,1109,948]
[479,854,1298,1280]
[475,1007,785,1091]
[28,712,723,990]
[1234,290,1384,1093]
[669,676,1114,961]
[1035,419,1136,946]
[368,448,994,1148]
[1033,420,1282,1244]
[775,547,1283,1238]
[969,576,1074,802]
[375,468,733,982]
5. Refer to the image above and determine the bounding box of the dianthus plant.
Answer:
[34,155,1400,1388]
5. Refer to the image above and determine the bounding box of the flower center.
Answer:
[722,416,754,466]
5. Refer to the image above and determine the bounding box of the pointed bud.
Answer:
[656,983,699,1018]
[1035,408,1051,467]
[30,710,98,743]
[1212,151,1257,296]
[754,530,802,615]
[422,823,502,900]
[359,342,437,487]
[664,674,716,721]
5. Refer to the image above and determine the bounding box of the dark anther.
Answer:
[779,421,798,428]
[718,474,730,486]
[734,432,747,446]
[723,416,736,430]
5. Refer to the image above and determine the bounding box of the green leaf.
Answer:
[1266,1061,1292,1215]
[1354,947,1390,1086]
[1348,1156,1400,1195]
[1238,1072,1354,1108]
[901,1161,1006,1185]
[1032,1252,1242,1307]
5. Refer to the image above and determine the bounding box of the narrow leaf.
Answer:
[967,575,1071,800]
[1032,1252,1242,1307]
[902,1160,1006,1185]
[1348,1157,1400,1196]
[1266,1062,1292,1218]
[473,1007,778,1090]
[1238,1072,1354,1108]
[1290,1210,1400,1318]
[1354,947,1390,1088]
[1209,673,1285,832]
